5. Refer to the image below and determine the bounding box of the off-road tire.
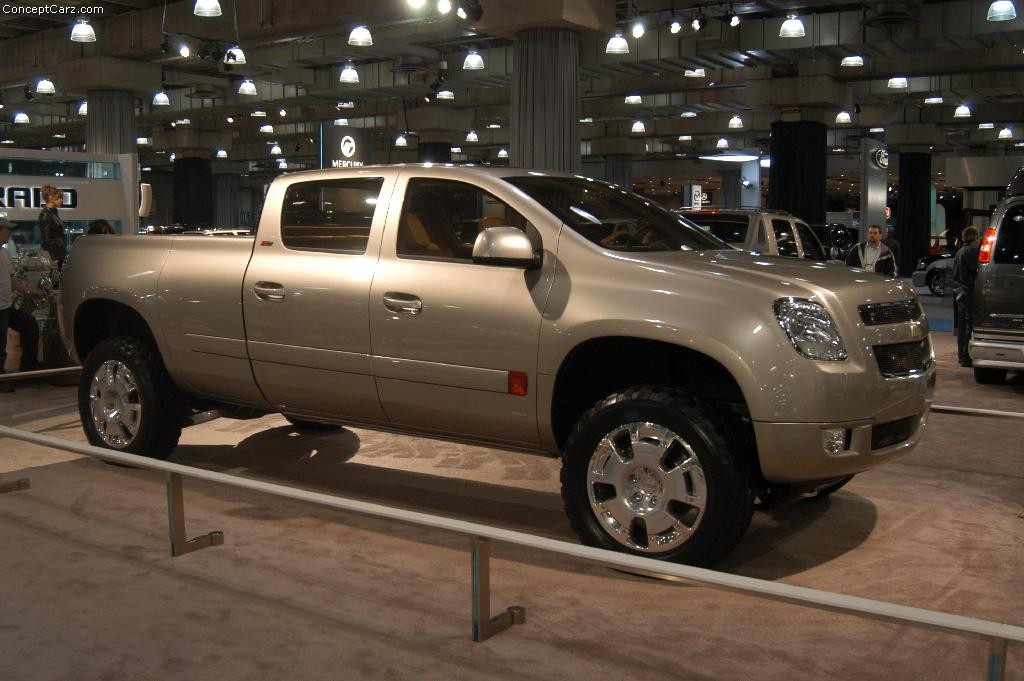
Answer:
[78,337,185,460]
[561,386,754,567]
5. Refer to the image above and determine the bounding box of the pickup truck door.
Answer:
[242,172,397,421]
[368,173,556,446]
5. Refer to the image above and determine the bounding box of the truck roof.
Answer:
[278,163,582,182]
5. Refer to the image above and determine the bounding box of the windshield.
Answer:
[504,175,727,252]
[685,213,751,243]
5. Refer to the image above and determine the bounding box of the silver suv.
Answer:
[969,167,1024,383]
[680,208,828,261]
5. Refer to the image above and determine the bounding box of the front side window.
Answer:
[795,222,826,260]
[686,213,750,245]
[772,219,799,257]
[994,205,1024,264]
[397,178,526,261]
[505,176,725,252]
[280,177,384,254]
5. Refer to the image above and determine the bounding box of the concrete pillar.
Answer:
[86,90,135,154]
[511,28,579,172]
[721,169,741,208]
[418,142,452,163]
[604,154,632,190]
[740,160,762,207]
[173,155,214,228]
[860,139,888,241]
[768,121,827,223]
[214,174,240,228]
[896,152,931,275]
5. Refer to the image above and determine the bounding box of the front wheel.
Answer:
[78,337,185,460]
[561,386,753,567]
[927,270,945,297]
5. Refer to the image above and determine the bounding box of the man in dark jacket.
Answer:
[951,226,981,367]
[846,224,897,276]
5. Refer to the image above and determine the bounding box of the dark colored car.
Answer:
[912,251,955,297]
[968,166,1024,384]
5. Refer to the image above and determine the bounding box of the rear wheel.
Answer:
[926,270,945,297]
[973,367,1007,385]
[561,386,753,567]
[78,337,185,459]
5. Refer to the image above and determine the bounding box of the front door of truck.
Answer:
[368,174,555,445]
[242,172,396,421]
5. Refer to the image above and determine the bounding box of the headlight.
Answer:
[774,298,848,361]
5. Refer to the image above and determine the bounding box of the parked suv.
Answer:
[680,208,828,261]
[969,167,1024,384]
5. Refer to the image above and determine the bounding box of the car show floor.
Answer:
[1,331,1022,681]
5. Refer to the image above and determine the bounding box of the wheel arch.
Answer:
[73,298,159,364]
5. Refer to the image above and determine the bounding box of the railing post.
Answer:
[470,536,525,642]
[0,476,30,494]
[986,638,1007,681]
[165,473,224,557]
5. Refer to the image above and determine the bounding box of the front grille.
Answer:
[874,338,933,377]
[871,415,917,450]
[859,299,922,326]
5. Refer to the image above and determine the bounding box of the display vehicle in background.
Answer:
[60,166,935,566]
[679,207,829,261]
[968,166,1024,384]
[912,251,955,297]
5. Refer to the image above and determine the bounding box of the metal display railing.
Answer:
[0,424,1021,679]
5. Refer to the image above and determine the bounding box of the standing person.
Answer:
[38,184,67,271]
[846,224,897,276]
[0,218,43,393]
[951,226,981,367]
[883,227,902,271]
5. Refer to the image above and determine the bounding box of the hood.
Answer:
[631,248,915,306]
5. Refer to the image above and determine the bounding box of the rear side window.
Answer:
[795,222,826,260]
[994,205,1024,264]
[280,177,384,253]
[686,214,750,244]
[772,219,799,257]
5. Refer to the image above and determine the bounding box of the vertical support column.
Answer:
[861,139,888,241]
[604,154,633,190]
[173,156,214,229]
[986,638,1007,681]
[470,536,525,642]
[897,151,932,276]
[511,28,579,172]
[740,160,762,208]
[721,169,741,208]
[165,473,223,557]
[86,90,135,155]
[768,121,827,223]
[213,174,241,228]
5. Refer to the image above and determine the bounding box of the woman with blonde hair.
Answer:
[38,184,67,270]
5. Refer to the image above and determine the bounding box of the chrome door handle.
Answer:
[383,292,423,315]
[253,282,286,302]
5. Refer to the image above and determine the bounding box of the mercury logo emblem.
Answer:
[340,136,357,158]
[873,149,889,169]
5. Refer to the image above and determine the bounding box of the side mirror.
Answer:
[472,227,541,269]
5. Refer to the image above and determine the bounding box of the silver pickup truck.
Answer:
[60,166,935,566]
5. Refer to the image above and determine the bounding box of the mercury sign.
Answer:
[340,136,357,159]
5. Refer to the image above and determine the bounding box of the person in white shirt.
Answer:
[845,224,897,276]
[0,218,43,393]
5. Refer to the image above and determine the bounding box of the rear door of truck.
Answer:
[241,170,398,420]
[979,201,1024,331]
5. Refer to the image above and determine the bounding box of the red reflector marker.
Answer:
[508,371,528,396]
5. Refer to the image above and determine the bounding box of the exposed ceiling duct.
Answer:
[862,1,922,28]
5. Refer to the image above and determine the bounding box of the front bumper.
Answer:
[754,366,935,483]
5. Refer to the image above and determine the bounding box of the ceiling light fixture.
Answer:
[178,44,191,58]
[78,101,87,115]
[395,134,408,147]
[270,144,282,155]
[279,108,287,117]
[223,46,246,64]
[334,118,349,126]
[337,100,355,109]
[716,137,728,148]
[677,135,692,141]
[841,55,864,67]
[699,153,759,162]
[169,153,176,162]
[407,0,426,7]
[684,68,706,77]
[259,124,274,133]
[14,112,29,124]
[954,103,972,118]
[486,123,501,129]
[466,130,478,142]
[987,1,1017,20]
[999,127,1013,139]
[436,89,454,100]
[681,110,698,118]
[691,13,705,31]
[153,90,170,106]
[727,9,741,27]
[463,50,484,69]
[579,117,593,123]
[887,76,909,89]
[631,120,646,133]
[194,0,222,16]
[451,146,462,153]
[136,137,150,145]
[251,110,266,117]
[669,18,682,33]
[216,149,228,158]
[924,95,944,104]
[632,19,645,38]
[978,122,995,129]
[340,63,359,83]
[625,94,642,104]
[437,0,452,14]
[226,116,234,123]
[779,14,805,38]
[36,78,55,95]
[348,25,373,46]
[497,148,508,158]
[605,32,628,54]
[238,79,257,95]
[835,111,852,124]
[728,115,743,128]
[70,18,96,42]
[870,127,885,133]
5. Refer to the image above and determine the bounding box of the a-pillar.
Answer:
[897,152,932,275]
[860,138,888,240]
[768,121,827,223]
[86,90,135,154]
[511,28,579,172]
[173,152,214,228]
[604,154,632,190]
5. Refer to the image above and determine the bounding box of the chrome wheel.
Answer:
[586,422,707,553]
[88,360,142,448]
